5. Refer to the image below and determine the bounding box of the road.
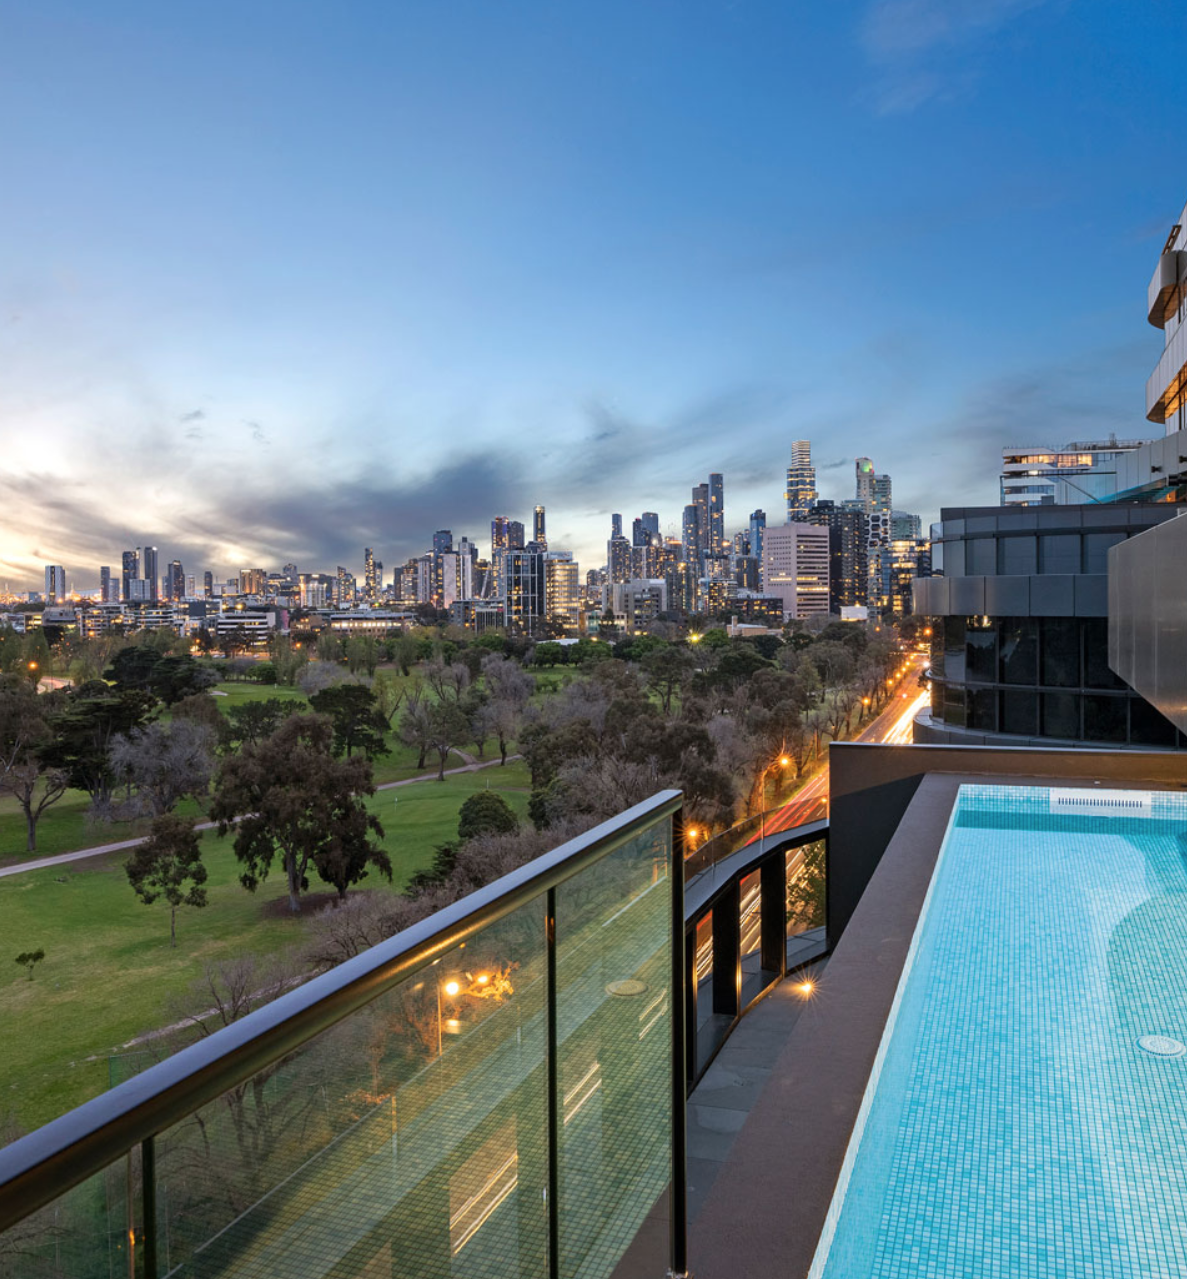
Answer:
[759,653,929,836]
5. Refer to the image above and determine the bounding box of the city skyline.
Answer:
[1,2,1176,588]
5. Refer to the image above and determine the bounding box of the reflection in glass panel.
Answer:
[694,911,713,1031]
[556,820,672,1279]
[1000,690,1038,736]
[968,688,996,731]
[0,1157,136,1279]
[1130,698,1177,747]
[944,618,966,683]
[966,623,996,683]
[786,841,826,938]
[1043,692,1079,738]
[1083,695,1127,742]
[999,619,1038,685]
[944,685,967,727]
[739,870,761,960]
[1083,618,1125,689]
[1041,618,1079,688]
[155,897,549,1279]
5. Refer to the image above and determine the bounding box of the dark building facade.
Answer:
[914,504,1185,749]
[806,500,867,612]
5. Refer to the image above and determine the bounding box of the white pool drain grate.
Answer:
[1138,1035,1186,1058]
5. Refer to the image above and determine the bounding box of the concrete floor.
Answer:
[686,960,826,1222]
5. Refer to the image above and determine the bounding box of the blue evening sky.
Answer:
[0,0,1182,588]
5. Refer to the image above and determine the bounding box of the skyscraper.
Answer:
[708,473,724,556]
[141,545,159,602]
[44,565,66,603]
[682,504,702,569]
[507,521,525,550]
[122,549,139,601]
[607,513,632,584]
[533,505,546,547]
[785,441,817,523]
[363,547,377,601]
[749,510,766,564]
[504,547,546,633]
[611,513,623,540]
[432,530,453,554]
[167,560,185,600]
[692,484,710,566]
[99,566,117,603]
[806,500,868,611]
[203,571,213,598]
[761,524,830,620]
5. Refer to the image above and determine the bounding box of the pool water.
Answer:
[812,784,1187,1279]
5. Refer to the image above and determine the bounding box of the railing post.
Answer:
[760,849,787,979]
[142,1135,157,1279]
[670,809,690,1278]
[546,887,560,1279]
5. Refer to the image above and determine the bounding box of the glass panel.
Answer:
[154,897,549,1279]
[998,619,1038,685]
[555,821,672,1279]
[1042,692,1079,739]
[997,536,1036,575]
[739,870,761,961]
[966,623,996,683]
[1083,618,1125,689]
[944,540,966,576]
[968,688,996,731]
[1040,533,1080,574]
[943,617,966,683]
[1041,618,1079,688]
[1083,531,1124,573]
[943,685,967,727]
[1000,690,1037,736]
[694,911,713,1031]
[929,626,944,678]
[1083,695,1127,742]
[786,840,826,937]
[0,1156,137,1279]
[1130,697,1177,747]
[967,538,995,575]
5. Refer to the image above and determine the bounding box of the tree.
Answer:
[457,791,519,841]
[345,635,381,677]
[210,714,386,913]
[41,681,156,810]
[222,697,301,751]
[14,949,45,981]
[267,635,308,686]
[532,642,565,667]
[426,701,470,781]
[309,683,391,759]
[105,648,215,704]
[107,719,216,819]
[642,644,695,714]
[125,815,208,946]
[313,792,390,900]
[371,669,406,727]
[397,684,434,770]
[0,682,69,852]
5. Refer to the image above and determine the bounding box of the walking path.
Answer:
[0,754,523,879]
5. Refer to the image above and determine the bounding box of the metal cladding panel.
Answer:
[1072,574,1109,617]
[949,576,986,616]
[984,576,1030,616]
[1028,575,1076,617]
[1110,517,1187,732]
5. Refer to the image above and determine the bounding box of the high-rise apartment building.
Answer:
[99,566,118,604]
[749,510,766,564]
[141,545,159,602]
[1147,212,1187,436]
[682,504,702,569]
[203,571,213,598]
[891,510,923,540]
[44,565,66,603]
[785,441,817,523]
[760,524,830,620]
[805,500,868,612]
[432,530,453,554]
[240,568,266,596]
[545,552,580,627]
[607,516,632,583]
[708,474,724,556]
[363,548,377,602]
[167,560,185,600]
[533,505,546,547]
[999,438,1148,505]
[504,548,546,632]
[121,550,140,601]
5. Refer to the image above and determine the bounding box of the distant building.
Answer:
[545,553,580,628]
[681,504,703,569]
[99,566,118,604]
[999,438,1148,505]
[785,441,817,523]
[504,548,546,632]
[167,560,185,600]
[806,500,867,612]
[761,523,830,620]
[708,473,725,557]
[122,550,140,602]
[749,509,766,563]
[533,505,547,547]
[363,547,377,601]
[44,565,66,603]
[891,510,923,540]
[141,545,159,602]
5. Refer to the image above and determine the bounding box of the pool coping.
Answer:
[687,770,1154,1278]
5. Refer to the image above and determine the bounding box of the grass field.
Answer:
[0,761,531,1131]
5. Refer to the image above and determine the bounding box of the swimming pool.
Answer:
[811,783,1187,1279]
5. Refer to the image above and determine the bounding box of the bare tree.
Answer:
[107,718,215,820]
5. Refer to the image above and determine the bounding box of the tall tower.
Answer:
[363,547,376,601]
[786,441,817,523]
[121,550,139,602]
[708,474,724,555]
[855,458,876,512]
[749,510,766,563]
[533,505,546,546]
[141,545,159,602]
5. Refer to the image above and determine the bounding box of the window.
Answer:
[1041,618,1079,687]
[966,622,996,683]
[1083,619,1124,689]
[1042,692,1079,738]
[999,619,1038,685]
[968,688,996,731]
[1083,531,1124,574]
[944,685,966,727]
[1040,534,1080,574]
[1000,690,1038,735]
[1083,695,1126,742]
[943,617,966,682]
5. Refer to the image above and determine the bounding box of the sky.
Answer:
[1,0,1184,591]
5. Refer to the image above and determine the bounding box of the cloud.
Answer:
[858,0,1050,114]
[246,419,270,445]
[178,409,205,423]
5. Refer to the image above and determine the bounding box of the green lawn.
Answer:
[0,760,532,1131]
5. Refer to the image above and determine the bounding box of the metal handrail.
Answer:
[0,789,683,1233]
[684,818,828,919]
